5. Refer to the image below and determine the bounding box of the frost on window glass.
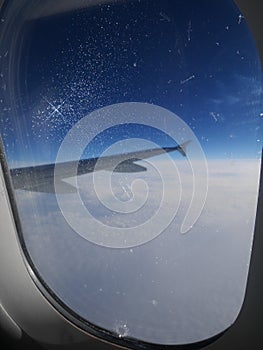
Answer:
[0,0,262,346]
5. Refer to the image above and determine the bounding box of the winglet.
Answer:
[177,140,191,157]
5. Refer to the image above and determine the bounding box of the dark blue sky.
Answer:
[1,0,262,165]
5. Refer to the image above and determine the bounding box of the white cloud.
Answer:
[14,158,261,344]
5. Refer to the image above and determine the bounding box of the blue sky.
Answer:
[1,0,262,165]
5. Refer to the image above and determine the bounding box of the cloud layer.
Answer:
[15,158,260,344]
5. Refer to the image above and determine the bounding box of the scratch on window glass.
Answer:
[160,12,171,22]
[210,112,218,122]
[181,75,195,85]
[187,20,192,42]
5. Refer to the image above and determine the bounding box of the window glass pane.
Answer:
[0,0,262,345]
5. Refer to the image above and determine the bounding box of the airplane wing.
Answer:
[9,142,190,193]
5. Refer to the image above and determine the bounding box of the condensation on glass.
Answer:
[0,0,262,346]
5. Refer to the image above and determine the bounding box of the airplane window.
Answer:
[0,0,262,347]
